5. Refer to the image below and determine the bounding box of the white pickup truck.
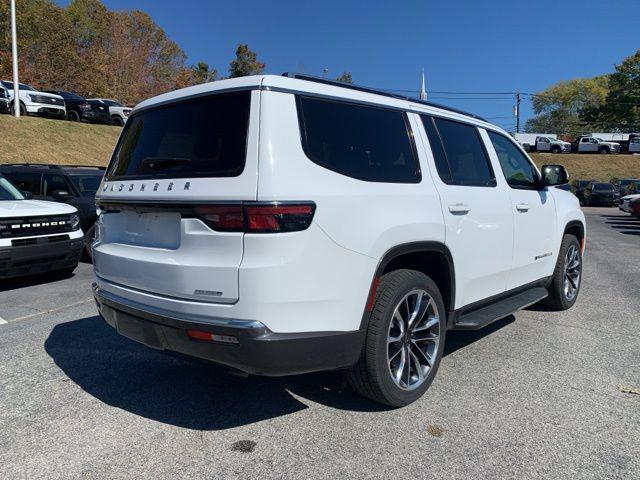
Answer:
[0,81,66,119]
[573,136,621,154]
[513,133,570,153]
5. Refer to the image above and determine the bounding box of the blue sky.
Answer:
[58,0,639,129]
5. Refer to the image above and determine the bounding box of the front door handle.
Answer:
[516,203,530,212]
[448,203,471,214]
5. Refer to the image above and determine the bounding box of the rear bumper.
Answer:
[0,236,83,278]
[93,284,364,376]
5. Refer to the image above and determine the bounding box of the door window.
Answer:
[43,173,73,196]
[487,131,539,189]
[421,116,495,187]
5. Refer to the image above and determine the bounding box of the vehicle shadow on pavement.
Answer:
[45,315,513,429]
[601,215,640,236]
[0,270,75,293]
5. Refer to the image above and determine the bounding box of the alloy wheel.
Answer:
[563,244,581,301]
[387,289,441,391]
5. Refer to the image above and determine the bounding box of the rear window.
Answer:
[593,183,614,191]
[107,92,251,180]
[296,96,420,183]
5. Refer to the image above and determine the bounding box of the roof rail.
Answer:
[281,73,488,122]
[0,163,106,170]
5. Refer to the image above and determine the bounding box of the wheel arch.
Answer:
[359,242,456,330]
[563,220,585,252]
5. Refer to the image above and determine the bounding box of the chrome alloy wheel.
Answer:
[563,244,581,302]
[387,289,441,391]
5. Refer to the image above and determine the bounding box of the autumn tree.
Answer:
[228,44,265,78]
[524,77,608,136]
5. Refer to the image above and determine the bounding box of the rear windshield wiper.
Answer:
[141,157,191,170]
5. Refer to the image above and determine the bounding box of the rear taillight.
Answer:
[193,202,315,233]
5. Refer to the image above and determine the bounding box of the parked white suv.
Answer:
[87,98,132,126]
[1,81,66,118]
[0,175,83,278]
[92,74,586,406]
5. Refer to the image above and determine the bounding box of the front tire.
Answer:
[599,146,610,154]
[111,115,123,126]
[544,234,582,310]
[67,110,80,122]
[346,269,446,407]
[551,145,561,154]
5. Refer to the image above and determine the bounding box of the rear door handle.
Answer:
[516,203,530,212]
[448,203,471,214]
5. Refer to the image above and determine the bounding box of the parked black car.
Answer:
[43,90,111,124]
[570,179,596,205]
[582,182,619,207]
[0,164,105,259]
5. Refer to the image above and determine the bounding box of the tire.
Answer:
[551,146,561,154]
[10,102,26,116]
[543,234,582,310]
[346,269,446,407]
[599,146,610,154]
[84,225,95,262]
[67,110,80,122]
[111,115,124,126]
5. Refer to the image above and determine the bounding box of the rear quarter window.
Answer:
[296,96,420,183]
[107,91,251,180]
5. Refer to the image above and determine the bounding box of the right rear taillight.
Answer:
[193,202,315,233]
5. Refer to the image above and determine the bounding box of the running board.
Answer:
[452,287,548,331]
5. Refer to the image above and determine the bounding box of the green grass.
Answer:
[0,115,120,167]
[1,115,639,182]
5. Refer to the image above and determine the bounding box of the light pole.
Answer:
[10,0,20,118]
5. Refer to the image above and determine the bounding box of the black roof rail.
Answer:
[0,163,106,170]
[281,73,488,122]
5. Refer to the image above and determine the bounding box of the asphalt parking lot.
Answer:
[0,207,638,479]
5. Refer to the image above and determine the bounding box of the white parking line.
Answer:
[0,315,7,325]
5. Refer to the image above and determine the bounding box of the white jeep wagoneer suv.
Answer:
[92,74,585,406]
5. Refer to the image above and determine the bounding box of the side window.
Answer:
[421,115,495,187]
[296,96,420,183]
[488,131,539,189]
[6,171,41,194]
[581,138,588,143]
[43,173,73,196]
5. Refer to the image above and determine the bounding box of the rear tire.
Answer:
[543,234,582,310]
[346,269,446,407]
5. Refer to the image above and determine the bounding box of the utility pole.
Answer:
[10,0,20,118]
[515,91,521,133]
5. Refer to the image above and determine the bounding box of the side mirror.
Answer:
[541,164,569,187]
[21,190,34,200]
[51,189,71,200]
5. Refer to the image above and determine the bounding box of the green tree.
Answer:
[190,61,218,84]
[228,44,265,78]
[525,76,608,136]
[335,71,353,84]
[583,50,640,131]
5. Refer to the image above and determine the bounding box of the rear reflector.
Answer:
[194,202,315,233]
[187,329,239,344]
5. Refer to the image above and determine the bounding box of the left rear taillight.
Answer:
[193,202,315,233]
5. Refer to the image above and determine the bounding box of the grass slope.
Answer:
[1,116,639,182]
[0,115,120,167]
[531,153,640,181]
